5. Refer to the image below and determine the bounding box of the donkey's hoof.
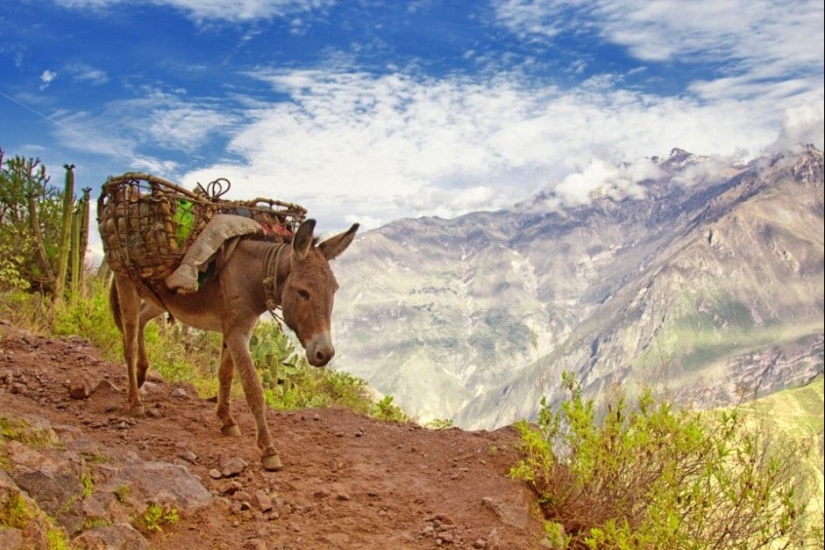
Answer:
[221,424,242,437]
[261,453,282,472]
[129,405,146,418]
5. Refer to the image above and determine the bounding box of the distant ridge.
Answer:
[333,145,825,428]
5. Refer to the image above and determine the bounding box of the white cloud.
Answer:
[170,68,819,229]
[50,89,240,165]
[147,107,241,151]
[40,69,57,89]
[39,0,825,233]
[775,93,825,151]
[55,0,336,22]
[67,63,109,85]
[552,157,661,207]
[493,0,824,101]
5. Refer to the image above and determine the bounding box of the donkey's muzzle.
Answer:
[306,333,334,367]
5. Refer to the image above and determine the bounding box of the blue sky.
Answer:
[2,0,823,245]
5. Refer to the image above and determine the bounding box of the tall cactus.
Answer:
[79,187,91,273]
[54,164,75,301]
[70,205,81,299]
[15,157,56,289]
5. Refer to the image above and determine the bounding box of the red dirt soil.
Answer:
[0,319,545,549]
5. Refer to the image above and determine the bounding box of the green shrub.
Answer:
[511,372,823,549]
[134,503,179,534]
[252,320,409,422]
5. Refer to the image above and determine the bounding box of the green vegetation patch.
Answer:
[133,503,179,534]
[0,416,59,448]
[511,372,825,549]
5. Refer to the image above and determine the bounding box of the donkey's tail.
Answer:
[109,280,124,333]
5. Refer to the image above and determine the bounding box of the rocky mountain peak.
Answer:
[654,147,703,172]
[334,146,824,429]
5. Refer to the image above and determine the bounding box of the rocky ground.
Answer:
[0,319,545,549]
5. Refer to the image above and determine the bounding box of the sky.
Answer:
[1,0,823,241]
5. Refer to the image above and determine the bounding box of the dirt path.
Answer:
[0,320,544,549]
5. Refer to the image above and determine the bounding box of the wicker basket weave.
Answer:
[97,172,307,280]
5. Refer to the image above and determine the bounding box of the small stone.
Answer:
[171,387,187,398]
[233,490,252,502]
[209,469,223,479]
[179,450,198,464]
[252,490,273,512]
[220,456,248,477]
[69,376,94,399]
[146,371,165,383]
[93,379,120,394]
[242,539,268,550]
[222,481,243,495]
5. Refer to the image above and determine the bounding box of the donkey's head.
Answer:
[280,219,359,367]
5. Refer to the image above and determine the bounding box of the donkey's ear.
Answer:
[318,223,359,261]
[292,219,316,261]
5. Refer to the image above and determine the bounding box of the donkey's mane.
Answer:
[240,230,299,245]
[240,231,323,247]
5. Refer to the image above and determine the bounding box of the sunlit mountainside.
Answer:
[332,145,824,429]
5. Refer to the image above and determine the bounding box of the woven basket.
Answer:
[97,172,307,280]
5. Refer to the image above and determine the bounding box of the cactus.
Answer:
[54,164,75,301]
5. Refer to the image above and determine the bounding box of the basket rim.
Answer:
[101,172,309,218]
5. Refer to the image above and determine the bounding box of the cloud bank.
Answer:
[22,0,825,232]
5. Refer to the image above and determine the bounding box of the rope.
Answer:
[263,243,288,328]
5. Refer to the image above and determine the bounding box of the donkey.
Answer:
[109,219,358,471]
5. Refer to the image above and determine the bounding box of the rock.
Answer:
[242,539,268,550]
[221,481,243,495]
[179,450,198,464]
[146,371,165,384]
[72,523,151,550]
[251,489,273,512]
[0,529,24,550]
[0,470,58,550]
[481,494,532,531]
[69,376,94,399]
[219,456,248,478]
[99,461,212,512]
[6,440,86,532]
[93,379,121,395]
[233,490,252,502]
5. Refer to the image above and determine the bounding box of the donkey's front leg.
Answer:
[224,332,282,471]
[114,276,146,417]
[216,341,241,437]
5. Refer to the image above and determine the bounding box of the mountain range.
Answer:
[331,145,825,429]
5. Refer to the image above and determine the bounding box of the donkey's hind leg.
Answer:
[136,301,165,388]
[216,341,242,437]
[113,275,146,418]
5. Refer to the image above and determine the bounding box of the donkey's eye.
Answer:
[298,289,310,301]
